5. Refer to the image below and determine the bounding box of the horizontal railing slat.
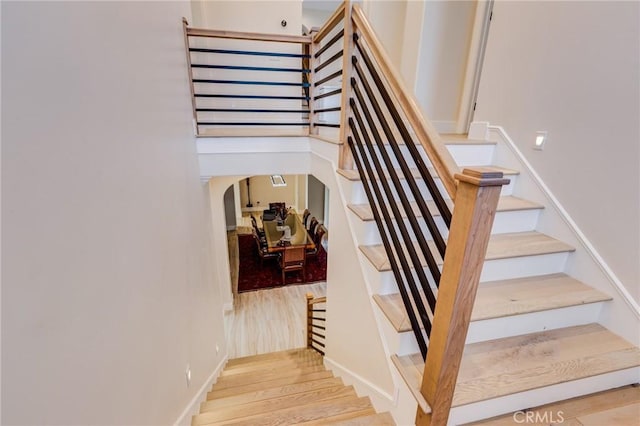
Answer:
[196,108,309,114]
[315,50,343,74]
[195,93,309,100]
[189,47,310,59]
[314,29,345,59]
[192,64,310,73]
[187,27,311,44]
[193,78,310,87]
[314,88,341,100]
[197,122,309,126]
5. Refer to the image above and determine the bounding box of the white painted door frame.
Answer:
[455,0,494,134]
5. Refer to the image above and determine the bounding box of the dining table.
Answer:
[262,209,315,253]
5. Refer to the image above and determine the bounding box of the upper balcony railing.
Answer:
[184,3,508,425]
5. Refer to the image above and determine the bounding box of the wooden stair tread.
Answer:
[337,165,518,182]
[221,355,323,376]
[218,358,324,382]
[201,377,345,411]
[207,370,335,399]
[374,273,612,332]
[393,324,640,408]
[203,395,374,426]
[225,348,318,368]
[348,196,542,222]
[193,385,357,425]
[468,384,640,425]
[317,412,396,425]
[200,350,391,425]
[213,364,327,390]
[295,408,379,425]
[360,231,575,272]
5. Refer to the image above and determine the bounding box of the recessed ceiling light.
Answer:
[271,175,287,187]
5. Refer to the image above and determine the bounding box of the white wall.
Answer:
[474,1,640,303]
[362,0,407,67]
[414,0,476,128]
[361,0,476,131]
[1,2,228,424]
[239,175,300,211]
[192,0,301,34]
[308,174,326,223]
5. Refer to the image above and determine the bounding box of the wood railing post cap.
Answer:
[455,167,510,187]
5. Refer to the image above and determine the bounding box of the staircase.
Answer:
[338,133,640,424]
[186,2,639,423]
[192,348,395,425]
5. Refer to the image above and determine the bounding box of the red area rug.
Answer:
[237,234,327,292]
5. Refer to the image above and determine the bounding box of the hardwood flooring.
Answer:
[225,229,327,359]
[469,384,640,425]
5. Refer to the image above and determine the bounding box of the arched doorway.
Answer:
[223,174,329,358]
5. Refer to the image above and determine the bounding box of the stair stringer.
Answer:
[484,124,640,346]
[308,139,417,425]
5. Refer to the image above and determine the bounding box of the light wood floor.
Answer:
[225,229,327,359]
[469,384,640,425]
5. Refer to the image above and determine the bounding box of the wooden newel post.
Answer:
[306,293,314,349]
[416,168,509,426]
[338,0,354,170]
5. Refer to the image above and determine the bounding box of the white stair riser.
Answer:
[345,176,515,205]
[479,252,570,282]
[446,144,496,167]
[350,215,449,246]
[448,367,640,425]
[365,143,496,169]
[386,302,605,357]
[378,308,421,357]
[466,303,604,343]
[394,144,496,168]
[367,252,571,295]
[351,208,541,246]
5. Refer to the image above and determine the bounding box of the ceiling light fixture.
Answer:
[270,175,287,187]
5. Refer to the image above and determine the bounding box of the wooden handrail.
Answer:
[312,1,346,43]
[350,5,460,199]
[187,27,311,44]
[417,168,509,426]
[306,293,326,355]
[308,295,327,304]
[338,0,354,169]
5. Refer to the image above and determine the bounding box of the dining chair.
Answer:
[279,245,306,285]
[251,215,265,240]
[308,217,319,235]
[252,228,278,266]
[302,209,310,227]
[306,225,326,259]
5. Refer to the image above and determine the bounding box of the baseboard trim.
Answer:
[173,355,228,426]
[490,125,640,320]
[323,356,396,411]
[468,121,490,140]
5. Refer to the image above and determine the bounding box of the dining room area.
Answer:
[222,174,329,358]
